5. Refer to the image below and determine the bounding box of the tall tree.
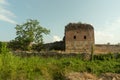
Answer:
[11,19,50,50]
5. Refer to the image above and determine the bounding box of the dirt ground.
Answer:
[66,72,120,80]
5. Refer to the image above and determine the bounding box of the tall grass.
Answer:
[0,53,119,80]
[0,42,120,79]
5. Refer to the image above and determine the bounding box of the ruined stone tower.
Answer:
[65,23,94,53]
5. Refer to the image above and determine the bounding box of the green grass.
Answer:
[0,52,120,80]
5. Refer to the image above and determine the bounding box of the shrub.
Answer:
[0,42,9,54]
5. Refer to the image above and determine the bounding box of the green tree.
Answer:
[11,19,50,51]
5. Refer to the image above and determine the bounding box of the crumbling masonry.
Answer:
[65,23,120,54]
[65,23,94,53]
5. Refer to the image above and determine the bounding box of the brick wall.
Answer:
[65,23,94,53]
[94,44,120,54]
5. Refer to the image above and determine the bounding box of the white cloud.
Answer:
[95,18,120,44]
[53,35,61,42]
[95,31,114,44]
[0,0,8,5]
[0,0,17,24]
[0,15,17,24]
[0,8,16,17]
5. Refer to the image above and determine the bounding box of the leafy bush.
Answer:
[0,42,9,54]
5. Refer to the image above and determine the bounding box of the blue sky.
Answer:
[0,0,120,44]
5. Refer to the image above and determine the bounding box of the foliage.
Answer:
[93,53,115,60]
[0,42,9,54]
[47,41,65,51]
[9,19,50,51]
[32,43,45,52]
[90,44,94,61]
[0,51,120,80]
[8,40,23,50]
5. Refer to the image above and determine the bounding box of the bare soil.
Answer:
[66,72,120,80]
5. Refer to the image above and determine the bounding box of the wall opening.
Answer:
[84,35,86,40]
[74,35,76,39]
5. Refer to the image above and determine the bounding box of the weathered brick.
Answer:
[65,23,94,54]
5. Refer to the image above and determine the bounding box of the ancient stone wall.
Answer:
[94,44,120,54]
[64,22,120,54]
[65,23,94,53]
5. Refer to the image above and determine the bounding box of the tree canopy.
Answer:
[9,19,50,50]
